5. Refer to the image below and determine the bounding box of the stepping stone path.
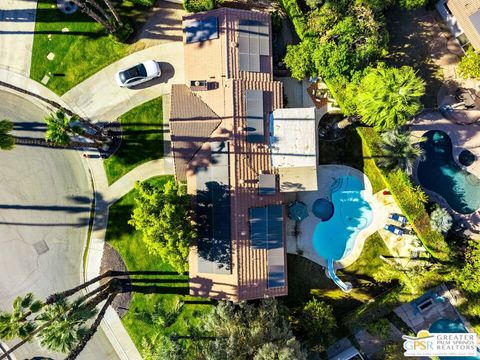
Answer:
[62,27,69,33]
[47,52,55,61]
[41,75,50,85]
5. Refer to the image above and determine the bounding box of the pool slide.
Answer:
[327,258,352,293]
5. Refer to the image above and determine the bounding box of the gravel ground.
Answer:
[100,243,132,318]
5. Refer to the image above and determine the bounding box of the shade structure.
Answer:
[288,201,309,222]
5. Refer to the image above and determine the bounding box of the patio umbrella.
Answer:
[288,201,309,222]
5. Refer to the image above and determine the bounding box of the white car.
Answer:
[115,60,161,88]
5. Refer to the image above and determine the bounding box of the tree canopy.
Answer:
[129,179,194,274]
[0,119,15,150]
[284,1,388,80]
[429,207,453,234]
[200,300,306,360]
[347,66,425,130]
[456,240,480,293]
[378,127,425,174]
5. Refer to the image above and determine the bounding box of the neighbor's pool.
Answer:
[429,319,480,360]
[417,130,480,214]
[312,176,373,260]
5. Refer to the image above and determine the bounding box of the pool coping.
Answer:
[289,165,384,270]
[410,114,480,233]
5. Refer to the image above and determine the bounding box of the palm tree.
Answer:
[45,111,76,146]
[0,293,42,341]
[0,81,107,138]
[0,297,97,360]
[0,119,15,150]
[65,293,117,360]
[430,207,453,234]
[378,127,426,174]
[69,0,124,34]
[36,298,96,353]
[356,66,425,130]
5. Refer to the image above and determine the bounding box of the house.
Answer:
[169,8,289,301]
[437,0,480,51]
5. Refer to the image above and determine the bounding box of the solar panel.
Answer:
[248,205,286,287]
[470,11,480,36]
[185,17,219,44]
[238,19,269,72]
[246,90,264,143]
[196,141,231,274]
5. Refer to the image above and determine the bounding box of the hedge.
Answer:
[183,0,216,13]
[278,0,306,40]
[357,127,450,261]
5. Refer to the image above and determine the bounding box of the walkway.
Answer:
[61,42,185,122]
[134,0,185,48]
[0,0,37,76]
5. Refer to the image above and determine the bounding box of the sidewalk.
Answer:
[0,0,37,76]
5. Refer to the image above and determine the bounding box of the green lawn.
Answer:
[106,176,213,350]
[104,97,164,184]
[283,232,395,337]
[318,126,386,193]
[31,0,132,95]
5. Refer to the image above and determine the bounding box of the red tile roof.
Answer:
[170,7,287,301]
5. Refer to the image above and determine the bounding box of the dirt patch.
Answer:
[100,243,132,318]
[385,7,458,108]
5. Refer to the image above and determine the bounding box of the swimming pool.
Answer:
[312,176,373,260]
[429,318,480,360]
[417,130,480,214]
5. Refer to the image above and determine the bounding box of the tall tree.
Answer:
[296,298,335,350]
[378,127,425,174]
[0,293,42,341]
[45,111,78,146]
[353,66,425,130]
[199,300,306,360]
[0,119,15,150]
[69,0,119,33]
[129,179,194,274]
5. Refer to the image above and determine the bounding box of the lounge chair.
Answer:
[384,224,404,236]
[389,213,407,225]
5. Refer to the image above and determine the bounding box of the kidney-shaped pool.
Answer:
[313,176,373,261]
[417,130,480,214]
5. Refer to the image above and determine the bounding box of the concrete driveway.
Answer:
[0,0,37,76]
[61,41,184,122]
[0,91,119,360]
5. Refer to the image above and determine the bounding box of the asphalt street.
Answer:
[0,91,119,360]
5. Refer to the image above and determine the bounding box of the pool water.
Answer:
[417,131,480,214]
[429,319,480,360]
[312,176,373,260]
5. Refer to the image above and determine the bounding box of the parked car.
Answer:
[389,213,407,225]
[115,60,161,87]
[384,224,404,236]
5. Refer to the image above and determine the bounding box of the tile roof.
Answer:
[448,0,480,50]
[171,8,287,301]
[170,84,222,181]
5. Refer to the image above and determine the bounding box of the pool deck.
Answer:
[285,165,384,269]
[411,111,480,235]
[394,284,476,335]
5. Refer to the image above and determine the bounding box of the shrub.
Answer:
[270,11,283,34]
[398,0,427,9]
[278,0,306,39]
[357,127,450,261]
[183,0,215,13]
[459,47,480,79]
[129,0,156,5]
[366,318,391,340]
